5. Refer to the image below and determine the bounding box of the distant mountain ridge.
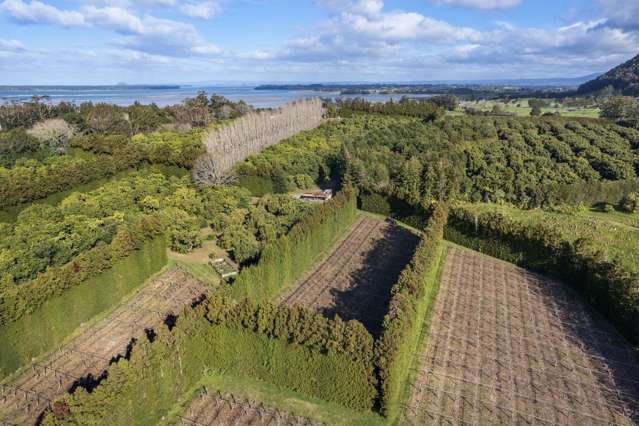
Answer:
[578,54,639,96]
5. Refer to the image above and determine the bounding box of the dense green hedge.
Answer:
[376,205,448,419]
[446,206,639,344]
[228,188,358,302]
[0,151,141,207]
[359,191,429,229]
[0,132,204,207]
[0,214,166,326]
[42,295,377,425]
[540,178,639,207]
[0,236,166,380]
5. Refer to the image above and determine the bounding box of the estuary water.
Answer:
[0,85,434,108]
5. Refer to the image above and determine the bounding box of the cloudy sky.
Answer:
[0,0,637,84]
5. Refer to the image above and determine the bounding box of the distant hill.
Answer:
[578,54,639,96]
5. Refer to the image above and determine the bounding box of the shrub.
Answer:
[620,193,639,213]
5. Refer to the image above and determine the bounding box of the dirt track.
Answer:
[406,247,639,425]
[176,389,321,426]
[278,215,419,336]
[0,268,209,426]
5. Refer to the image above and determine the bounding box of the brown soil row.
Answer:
[406,247,639,426]
[278,215,419,336]
[177,389,322,426]
[0,268,209,426]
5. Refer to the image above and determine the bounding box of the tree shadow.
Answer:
[321,221,419,337]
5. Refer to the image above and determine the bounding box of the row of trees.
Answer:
[376,205,447,420]
[194,99,324,186]
[325,98,443,121]
[446,206,639,345]
[0,130,205,207]
[0,93,252,134]
[0,171,224,325]
[0,214,166,327]
[0,172,188,282]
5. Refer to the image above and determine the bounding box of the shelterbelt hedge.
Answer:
[42,295,377,425]
[0,130,203,207]
[376,205,448,420]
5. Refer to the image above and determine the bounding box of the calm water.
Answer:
[0,85,434,108]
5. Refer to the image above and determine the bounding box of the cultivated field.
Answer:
[406,247,639,425]
[278,215,419,336]
[0,268,208,425]
[176,389,321,426]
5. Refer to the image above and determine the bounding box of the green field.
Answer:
[457,98,600,118]
[458,203,639,274]
[0,237,167,380]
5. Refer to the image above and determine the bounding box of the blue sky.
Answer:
[0,0,637,84]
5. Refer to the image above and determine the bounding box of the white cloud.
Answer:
[0,0,86,26]
[0,38,25,51]
[432,0,523,10]
[342,10,481,43]
[76,0,222,19]
[179,1,221,19]
[596,0,639,31]
[112,15,221,56]
[83,6,144,33]
[0,1,222,57]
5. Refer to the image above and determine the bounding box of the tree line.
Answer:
[376,204,447,420]
[228,188,358,302]
[325,98,444,121]
[194,99,324,186]
[0,130,204,207]
[0,92,252,134]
